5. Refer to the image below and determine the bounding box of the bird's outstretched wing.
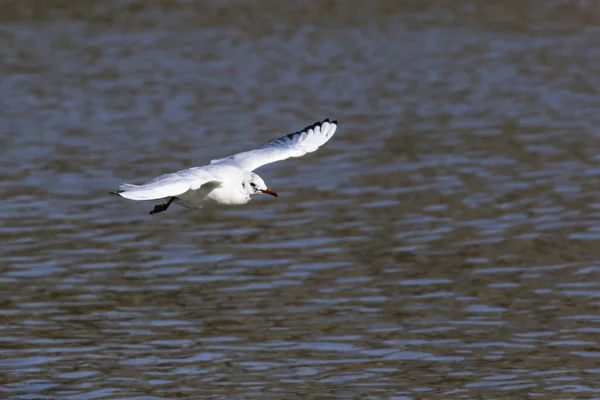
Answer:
[111,168,221,201]
[210,119,338,172]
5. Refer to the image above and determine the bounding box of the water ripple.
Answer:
[3,0,600,398]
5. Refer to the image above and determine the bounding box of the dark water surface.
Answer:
[3,1,600,398]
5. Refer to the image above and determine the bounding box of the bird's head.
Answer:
[242,172,278,197]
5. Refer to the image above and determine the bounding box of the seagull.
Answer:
[111,118,338,214]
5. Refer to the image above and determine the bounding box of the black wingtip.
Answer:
[305,118,336,132]
[109,190,123,195]
[300,118,338,135]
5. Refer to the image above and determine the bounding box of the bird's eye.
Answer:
[250,183,256,187]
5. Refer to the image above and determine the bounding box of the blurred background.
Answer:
[3,0,600,398]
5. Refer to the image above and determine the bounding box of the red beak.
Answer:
[261,188,278,197]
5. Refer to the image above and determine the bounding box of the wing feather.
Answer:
[115,180,191,201]
[210,119,338,171]
[113,168,221,201]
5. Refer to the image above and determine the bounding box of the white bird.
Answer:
[111,118,338,214]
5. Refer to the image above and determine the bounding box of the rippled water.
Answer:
[3,0,600,398]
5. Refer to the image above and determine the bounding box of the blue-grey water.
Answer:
[3,1,600,398]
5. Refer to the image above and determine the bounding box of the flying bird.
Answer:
[111,119,338,214]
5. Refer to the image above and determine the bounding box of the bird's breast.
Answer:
[204,186,250,206]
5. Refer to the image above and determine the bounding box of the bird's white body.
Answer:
[172,165,251,208]
[112,119,338,214]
